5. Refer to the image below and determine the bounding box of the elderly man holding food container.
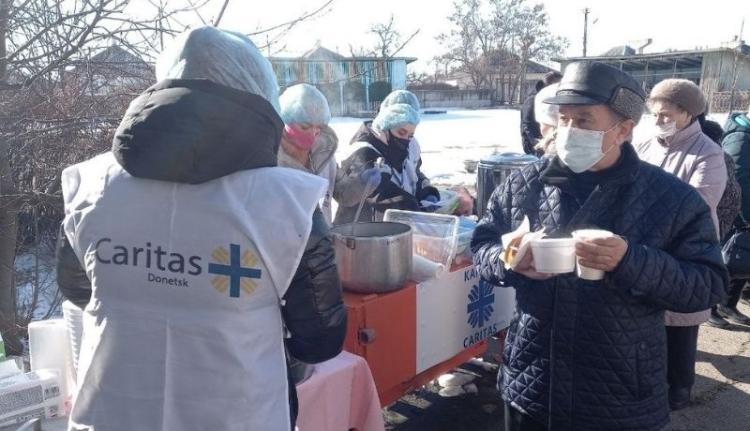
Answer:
[471,61,728,431]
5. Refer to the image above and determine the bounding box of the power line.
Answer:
[583,8,590,57]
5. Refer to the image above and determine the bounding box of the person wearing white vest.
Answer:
[55,26,346,431]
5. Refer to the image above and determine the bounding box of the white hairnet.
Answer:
[381,90,420,111]
[279,84,331,125]
[156,26,280,111]
[372,103,420,132]
[535,83,560,127]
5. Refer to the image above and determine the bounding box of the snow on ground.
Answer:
[332,108,735,191]
[330,109,525,189]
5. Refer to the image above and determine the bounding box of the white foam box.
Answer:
[0,369,63,427]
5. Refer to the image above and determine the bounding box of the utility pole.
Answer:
[583,8,590,57]
[729,18,745,113]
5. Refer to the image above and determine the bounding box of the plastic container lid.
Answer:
[479,152,538,167]
[433,189,460,214]
[530,237,575,248]
[384,209,459,269]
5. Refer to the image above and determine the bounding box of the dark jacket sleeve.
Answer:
[520,95,541,155]
[282,209,347,364]
[470,178,525,289]
[611,192,728,312]
[336,147,421,218]
[333,147,372,208]
[55,223,91,309]
[723,131,750,223]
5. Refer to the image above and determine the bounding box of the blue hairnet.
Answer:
[381,90,420,111]
[372,103,420,132]
[156,26,280,112]
[279,84,331,125]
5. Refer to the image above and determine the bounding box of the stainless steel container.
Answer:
[476,152,538,216]
[329,222,413,293]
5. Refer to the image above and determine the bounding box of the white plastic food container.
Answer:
[530,237,576,274]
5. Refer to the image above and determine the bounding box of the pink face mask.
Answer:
[285,125,317,151]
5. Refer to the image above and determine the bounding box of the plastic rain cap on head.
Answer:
[535,83,560,127]
[279,84,331,125]
[372,103,420,132]
[381,90,420,111]
[156,26,280,112]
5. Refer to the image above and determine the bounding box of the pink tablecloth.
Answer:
[296,351,385,431]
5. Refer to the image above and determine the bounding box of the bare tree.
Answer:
[0,0,341,351]
[368,14,419,59]
[250,0,335,55]
[510,2,567,102]
[437,0,494,91]
[438,0,566,103]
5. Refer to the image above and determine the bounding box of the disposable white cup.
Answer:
[530,238,576,274]
[572,229,615,280]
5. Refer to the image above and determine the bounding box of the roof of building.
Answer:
[270,45,416,64]
[554,44,750,71]
[88,46,151,67]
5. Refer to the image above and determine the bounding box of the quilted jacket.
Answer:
[471,143,728,430]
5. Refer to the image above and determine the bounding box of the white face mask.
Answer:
[556,123,620,173]
[654,121,677,139]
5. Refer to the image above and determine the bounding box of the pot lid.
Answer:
[479,152,538,166]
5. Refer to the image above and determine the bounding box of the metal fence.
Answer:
[710,91,750,113]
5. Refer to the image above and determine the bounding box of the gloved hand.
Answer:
[420,194,440,212]
[359,167,386,189]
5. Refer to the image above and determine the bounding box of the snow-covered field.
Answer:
[331,109,525,188]
[331,108,734,190]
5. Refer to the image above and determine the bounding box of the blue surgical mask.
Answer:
[556,122,620,173]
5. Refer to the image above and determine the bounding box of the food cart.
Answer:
[333,209,516,406]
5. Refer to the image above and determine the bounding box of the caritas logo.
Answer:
[464,279,498,348]
[93,239,262,298]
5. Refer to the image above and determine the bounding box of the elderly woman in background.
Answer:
[636,79,727,411]
[278,83,339,224]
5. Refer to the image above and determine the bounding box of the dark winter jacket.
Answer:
[334,121,439,224]
[56,79,346,428]
[471,142,727,430]
[702,119,742,240]
[520,91,542,155]
[722,112,750,224]
[718,153,742,240]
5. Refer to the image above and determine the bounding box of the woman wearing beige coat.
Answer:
[636,79,727,411]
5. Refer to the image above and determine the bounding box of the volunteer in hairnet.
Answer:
[277,84,341,224]
[335,90,472,223]
[55,26,345,431]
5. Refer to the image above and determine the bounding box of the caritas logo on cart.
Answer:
[463,269,498,347]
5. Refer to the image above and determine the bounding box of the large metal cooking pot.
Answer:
[329,222,412,293]
[476,152,538,216]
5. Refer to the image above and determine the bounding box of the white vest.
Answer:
[62,152,327,431]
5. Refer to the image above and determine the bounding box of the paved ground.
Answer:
[386,303,750,431]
